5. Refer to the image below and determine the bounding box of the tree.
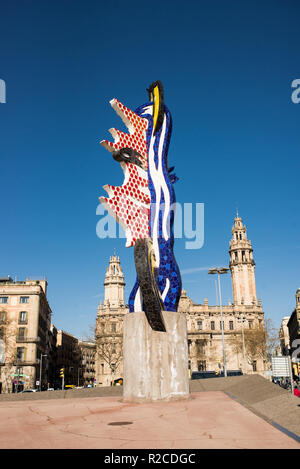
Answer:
[95,315,123,385]
[264,317,280,361]
[0,309,19,393]
[229,322,267,369]
[81,324,96,343]
[97,338,123,385]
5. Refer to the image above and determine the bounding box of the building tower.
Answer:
[95,253,127,387]
[103,254,125,308]
[229,213,257,306]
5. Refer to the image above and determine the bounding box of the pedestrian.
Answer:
[293,386,300,398]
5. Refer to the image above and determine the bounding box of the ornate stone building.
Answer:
[95,214,267,386]
[279,317,291,356]
[95,255,126,386]
[78,340,96,387]
[0,277,53,393]
[287,289,300,357]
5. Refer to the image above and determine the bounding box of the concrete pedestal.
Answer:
[123,311,189,402]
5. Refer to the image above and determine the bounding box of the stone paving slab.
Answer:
[0,392,298,449]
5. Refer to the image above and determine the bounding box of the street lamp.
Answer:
[208,267,229,377]
[39,354,47,392]
[238,315,247,374]
[77,367,82,387]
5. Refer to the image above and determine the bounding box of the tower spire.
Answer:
[103,253,125,308]
[229,213,257,306]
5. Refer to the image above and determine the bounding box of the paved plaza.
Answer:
[0,390,299,449]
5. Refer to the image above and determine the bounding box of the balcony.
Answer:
[16,336,40,344]
[13,359,39,366]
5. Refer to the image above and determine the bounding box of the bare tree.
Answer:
[97,339,123,385]
[81,324,96,343]
[0,310,18,393]
[229,322,267,367]
[264,317,280,360]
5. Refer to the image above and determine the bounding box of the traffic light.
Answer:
[60,368,64,378]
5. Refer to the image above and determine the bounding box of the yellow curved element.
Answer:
[152,85,160,133]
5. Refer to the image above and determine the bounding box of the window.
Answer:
[229,320,234,330]
[20,297,29,304]
[197,361,206,371]
[19,311,27,324]
[248,320,253,329]
[0,297,8,304]
[197,320,203,331]
[16,367,23,376]
[0,311,6,323]
[111,323,116,333]
[252,360,257,372]
[17,328,26,341]
[0,327,5,340]
[220,320,224,330]
[211,321,215,330]
[16,347,26,361]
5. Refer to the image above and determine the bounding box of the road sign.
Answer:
[271,356,290,377]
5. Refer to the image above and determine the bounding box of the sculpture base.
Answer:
[123,311,189,403]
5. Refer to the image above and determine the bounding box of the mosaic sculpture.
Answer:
[100,81,181,332]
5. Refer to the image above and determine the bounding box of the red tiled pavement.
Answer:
[0,391,299,449]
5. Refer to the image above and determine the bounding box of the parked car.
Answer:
[21,389,38,393]
[113,378,123,386]
[219,370,243,377]
[191,370,243,380]
[191,371,217,380]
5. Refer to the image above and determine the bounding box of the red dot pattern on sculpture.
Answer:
[101,99,151,246]
[102,99,148,168]
[104,162,150,246]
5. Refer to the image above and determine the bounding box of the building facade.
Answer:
[279,317,290,356]
[56,330,82,388]
[78,340,96,387]
[287,289,300,360]
[95,214,267,386]
[0,277,53,393]
[95,255,126,386]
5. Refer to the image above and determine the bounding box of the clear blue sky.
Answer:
[0,0,299,338]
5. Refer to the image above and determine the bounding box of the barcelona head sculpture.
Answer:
[100,81,181,332]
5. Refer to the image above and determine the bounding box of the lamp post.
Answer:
[39,354,47,392]
[77,367,82,387]
[208,267,229,377]
[238,315,247,374]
